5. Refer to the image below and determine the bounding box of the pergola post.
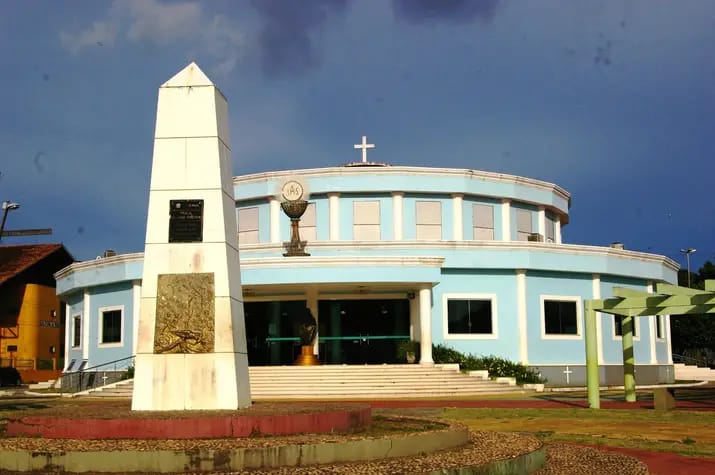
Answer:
[621,314,636,402]
[585,302,600,409]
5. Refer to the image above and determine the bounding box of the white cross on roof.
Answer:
[354,135,375,163]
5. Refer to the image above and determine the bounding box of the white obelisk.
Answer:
[132,62,251,410]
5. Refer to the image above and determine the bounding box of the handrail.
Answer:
[69,355,135,373]
[673,353,711,367]
[265,335,411,342]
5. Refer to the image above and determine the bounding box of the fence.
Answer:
[60,355,134,393]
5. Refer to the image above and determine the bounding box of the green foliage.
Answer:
[432,344,545,384]
[396,340,419,360]
[122,366,135,380]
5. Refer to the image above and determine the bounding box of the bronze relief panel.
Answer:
[154,273,215,354]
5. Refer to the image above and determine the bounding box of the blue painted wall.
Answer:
[87,282,134,366]
[600,277,653,365]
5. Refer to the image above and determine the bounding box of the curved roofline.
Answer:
[233,165,571,208]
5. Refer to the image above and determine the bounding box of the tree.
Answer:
[671,258,715,367]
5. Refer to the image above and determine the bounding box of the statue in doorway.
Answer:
[295,307,317,346]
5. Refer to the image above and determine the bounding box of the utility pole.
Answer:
[680,248,697,288]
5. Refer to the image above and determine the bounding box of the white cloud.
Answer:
[60,21,118,54]
[59,0,242,74]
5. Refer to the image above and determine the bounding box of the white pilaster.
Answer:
[328,192,340,241]
[132,62,250,411]
[82,289,90,361]
[132,281,141,357]
[269,197,280,243]
[63,302,71,370]
[592,274,604,365]
[554,216,562,244]
[392,192,404,240]
[418,286,433,364]
[409,293,419,340]
[516,269,528,364]
[452,194,463,240]
[501,199,511,241]
[537,206,546,237]
[665,314,673,363]
[647,281,657,364]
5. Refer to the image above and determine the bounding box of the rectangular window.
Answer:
[516,209,532,241]
[353,201,380,240]
[656,315,664,339]
[447,299,494,334]
[473,204,494,240]
[301,202,317,242]
[614,315,638,337]
[545,215,555,243]
[72,315,81,347]
[238,207,259,244]
[543,299,579,336]
[416,201,442,239]
[100,309,122,345]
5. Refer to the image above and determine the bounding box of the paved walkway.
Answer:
[363,388,715,475]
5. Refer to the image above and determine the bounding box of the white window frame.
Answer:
[612,314,641,341]
[98,305,124,348]
[472,203,494,240]
[238,207,260,244]
[353,200,381,240]
[545,215,556,243]
[301,202,317,242]
[655,314,665,341]
[71,314,82,348]
[442,293,498,340]
[416,200,443,240]
[516,209,532,241]
[540,295,583,340]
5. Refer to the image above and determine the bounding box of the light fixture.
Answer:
[0,200,20,242]
[679,248,697,288]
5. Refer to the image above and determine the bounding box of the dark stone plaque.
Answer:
[168,199,203,243]
[154,273,215,354]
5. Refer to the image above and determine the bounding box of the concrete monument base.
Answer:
[132,352,250,411]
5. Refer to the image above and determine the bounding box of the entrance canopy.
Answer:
[585,280,715,408]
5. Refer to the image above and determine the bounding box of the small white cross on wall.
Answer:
[563,365,573,384]
[354,135,375,163]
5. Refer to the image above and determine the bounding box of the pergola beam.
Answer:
[585,280,715,409]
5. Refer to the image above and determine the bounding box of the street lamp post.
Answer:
[0,201,20,242]
[680,248,697,288]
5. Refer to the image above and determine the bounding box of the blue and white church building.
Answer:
[55,142,677,386]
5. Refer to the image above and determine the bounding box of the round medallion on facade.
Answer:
[281,180,304,202]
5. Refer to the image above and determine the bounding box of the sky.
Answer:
[0,0,713,271]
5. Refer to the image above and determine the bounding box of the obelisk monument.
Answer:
[132,62,251,410]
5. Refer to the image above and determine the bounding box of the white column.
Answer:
[419,286,433,364]
[306,288,319,357]
[63,302,71,370]
[392,192,404,240]
[82,289,90,361]
[516,270,528,364]
[269,197,280,243]
[409,293,419,340]
[328,192,340,241]
[537,206,546,238]
[132,281,141,356]
[592,274,604,364]
[647,281,657,364]
[554,216,562,244]
[501,199,511,241]
[452,194,463,241]
[665,314,673,364]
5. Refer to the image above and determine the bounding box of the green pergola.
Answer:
[584,279,715,409]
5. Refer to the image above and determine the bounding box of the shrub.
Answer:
[432,344,545,384]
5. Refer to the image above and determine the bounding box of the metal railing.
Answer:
[62,355,135,393]
[673,353,713,368]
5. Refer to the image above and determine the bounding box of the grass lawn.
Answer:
[441,407,715,457]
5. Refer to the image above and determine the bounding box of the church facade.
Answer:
[55,162,677,386]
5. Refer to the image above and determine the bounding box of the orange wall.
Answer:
[0,283,63,365]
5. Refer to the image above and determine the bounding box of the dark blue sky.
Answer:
[1,0,713,271]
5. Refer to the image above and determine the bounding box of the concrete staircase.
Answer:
[674,363,715,381]
[78,364,529,399]
[27,379,59,390]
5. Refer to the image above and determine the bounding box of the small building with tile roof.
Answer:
[0,244,74,377]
